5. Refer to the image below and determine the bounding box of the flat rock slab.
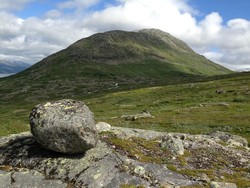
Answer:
[0,170,67,188]
[0,131,195,188]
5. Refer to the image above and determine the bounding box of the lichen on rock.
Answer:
[29,99,98,154]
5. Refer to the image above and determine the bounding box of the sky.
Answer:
[1,0,250,70]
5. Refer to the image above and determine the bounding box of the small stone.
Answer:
[161,134,184,155]
[121,110,154,121]
[30,99,98,154]
[96,122,111,133]
[134,166,146,176]
[199,173,210,183]
[216,90,225,94]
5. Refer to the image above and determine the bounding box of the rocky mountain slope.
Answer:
[0,126,249,187]
[0,29,231,103]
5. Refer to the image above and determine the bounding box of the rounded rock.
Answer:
[29,99,98,154]
[95,122,112,133]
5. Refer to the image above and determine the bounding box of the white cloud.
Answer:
[194,17,250,69]
[0,11,93,64]
[0,0,250,70]
[85,0,198,34]
[58,0,100,10]
[0,0,34,11]
[45,9,62,18]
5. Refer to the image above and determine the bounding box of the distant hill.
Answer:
[236,68,250,72]
[0,60,30,77]
[0,29,232,102]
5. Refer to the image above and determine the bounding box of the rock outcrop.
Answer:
[1,126,249,187]
[29,99,98,154]
[0,131,195,188]
[209,131,248,147]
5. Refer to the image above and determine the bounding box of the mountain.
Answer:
[0,29,232,102]
[0,60,30,77]
[236,68,250,72]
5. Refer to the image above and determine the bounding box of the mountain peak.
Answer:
[138,29,193,52]
[68,29,194,61]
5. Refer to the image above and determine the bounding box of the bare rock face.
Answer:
[29,99,98,154]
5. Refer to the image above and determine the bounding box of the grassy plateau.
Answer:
[87,72,250,143]
[1,72,249,144]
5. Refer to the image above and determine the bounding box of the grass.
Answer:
[223,172,250,187]
[86,72,250,143]
[0,103,31,136]
[0,72,250,143]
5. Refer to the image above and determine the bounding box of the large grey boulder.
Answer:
[29,99,98,154]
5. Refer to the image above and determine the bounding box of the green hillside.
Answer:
[0,72,249,144]
[0,29,231,103]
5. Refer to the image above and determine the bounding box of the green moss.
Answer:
[166,164,177,172]
[178,169,198,177]
[177,150,192,166]
[106,136,169,164]
[223,172,250,188]
[176,169,216,182]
